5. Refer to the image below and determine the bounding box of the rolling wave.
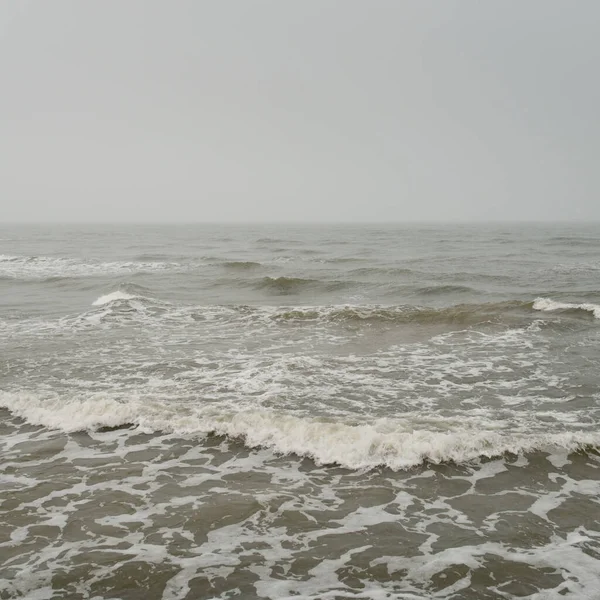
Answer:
[548,236,600,247]
[221,261,263,270]
[349,267,415,277]
[254,276,351,295]
[416,284,476,296]
[6,292,596,339]
[533,297,600,319]
[271,301,529,325]
[9,295,596,336]
[1,392,598,470]
[322,257,369,264]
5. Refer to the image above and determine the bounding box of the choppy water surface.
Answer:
[1,223,600,599]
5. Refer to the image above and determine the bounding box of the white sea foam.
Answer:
[0,254,180,279]
[533,297,600,318]
[92,291,138,306]
[2,392,599,470]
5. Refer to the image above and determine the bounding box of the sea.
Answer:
[1,222,600,600]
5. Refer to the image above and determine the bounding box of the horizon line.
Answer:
[2,219,600,226]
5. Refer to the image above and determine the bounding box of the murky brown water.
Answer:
[2,224,600,598]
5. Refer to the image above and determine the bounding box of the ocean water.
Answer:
[1,222,600,600]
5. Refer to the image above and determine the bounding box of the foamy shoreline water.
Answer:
[2,223,600,598]
[3,391,600,471]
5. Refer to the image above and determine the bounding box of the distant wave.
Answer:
[0,254,181,280]
[254,276,351,295]
[349,267,415,277]
[547,236,600,247]
[256,237,286,244]
[323,257,369,264]
[221,261,263,270]
[2,393,599,470]
[256,237,304,246]
[550,262,600,274]
[533,297,600,319]
[440,271,514,283]
[134,253,195,262]
[416,284,476,296]
[271,301,529,325]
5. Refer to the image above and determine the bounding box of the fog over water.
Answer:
[1,1,599,222]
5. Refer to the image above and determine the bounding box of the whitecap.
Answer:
[92,291,138,306]
[533,297,600,319]
[2,391,599,471]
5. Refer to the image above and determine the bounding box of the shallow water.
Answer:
[1,223,600,599]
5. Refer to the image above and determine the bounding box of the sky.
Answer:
[0,1,599,223]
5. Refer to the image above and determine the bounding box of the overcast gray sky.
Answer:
[1,1,598,222]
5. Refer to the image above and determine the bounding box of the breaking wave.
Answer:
[533,297,600,319]
[92,290,139,306]
[10,296,595,336]
[1,392,599,470]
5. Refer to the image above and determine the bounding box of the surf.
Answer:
[2,392,599,471]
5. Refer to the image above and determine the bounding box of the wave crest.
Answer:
[2,393,599,470]
[92,291,138,306]
[221,261,262,270]
[533,297,600,319]
[255,276,349,295]
[417,284,475,296]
